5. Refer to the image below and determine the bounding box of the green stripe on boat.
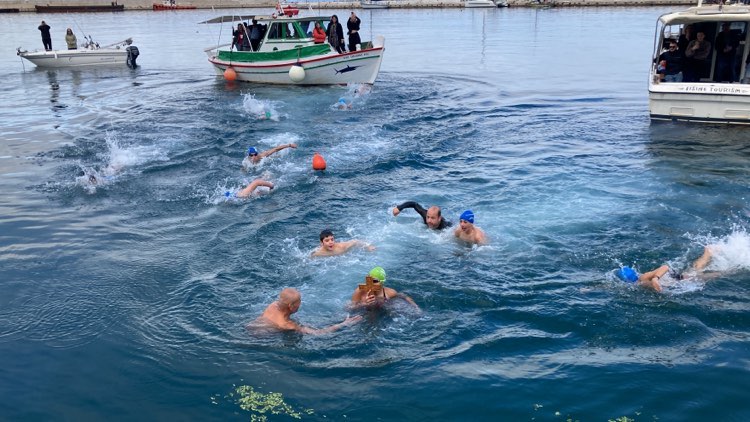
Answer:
[218,44,333,63]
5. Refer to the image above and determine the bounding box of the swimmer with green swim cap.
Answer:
[350,266,420,311]
[241,142,298,169]
[454,209,488,245]
[311,229,375,257]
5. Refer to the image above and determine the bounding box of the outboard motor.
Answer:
[126,45,139,69]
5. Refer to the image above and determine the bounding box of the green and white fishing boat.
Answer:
[201,11,385,85]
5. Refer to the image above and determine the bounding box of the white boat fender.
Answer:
[289,65,305,83]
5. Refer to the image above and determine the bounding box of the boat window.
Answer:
[267,23,282,40]
[285,23,299,39]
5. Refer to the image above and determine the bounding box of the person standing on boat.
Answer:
[715,23,739,82]
[65,28,77,50]
[249,20,263,52]
[312,21,326,44]
[38,21,52,51]
[232,23,246,51]
[346,12,361,52]
[658,40,683,83]
[326,15,345,54]
[684,31,712,82]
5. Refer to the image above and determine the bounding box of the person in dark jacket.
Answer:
[347,12,361,52]
[658,40,683,82]
[38,21,52,51]
[392,201,452,230]
[326,15,345,54]
[715,22,739,82]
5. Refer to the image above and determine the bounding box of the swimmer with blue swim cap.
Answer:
[454,209,488,245]
[350,266,420,311]
[242,142,298,168]
[614,245,717,292]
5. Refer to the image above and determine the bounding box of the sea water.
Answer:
[1,6,750,421]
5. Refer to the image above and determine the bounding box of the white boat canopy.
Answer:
[659,5,750,25]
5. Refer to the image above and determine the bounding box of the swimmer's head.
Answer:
[616,266,639,283]
[368,266,386,284]
[319,228,334,242]
[88,174,98,185]
[338,98,347,104]
[247,147,258,156]
[460,210,474,224]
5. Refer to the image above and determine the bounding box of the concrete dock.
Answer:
[0,0,698,12]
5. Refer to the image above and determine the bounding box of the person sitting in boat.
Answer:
[658,40,683,83]
[242,143,297,168]
[312,21,326,44]
[684,31,712,82]
[38,21,52,51]
[326,15,345,54]
[346,12,361,52]
[65,28,77,50]
[656,60,667,82]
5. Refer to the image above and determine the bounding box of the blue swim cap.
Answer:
[338,98,346,104]
[460,210,474,224]
[617,266,639,283]
[247,147,258,156]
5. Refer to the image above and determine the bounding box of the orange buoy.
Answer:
[224,67,237,81]
[312,152,326,171]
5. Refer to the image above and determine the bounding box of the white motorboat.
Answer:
[17,37,139,68]
[465,0,498,8]
[649,1,750,124]
[361,0,389,9]
[201,12,385,85]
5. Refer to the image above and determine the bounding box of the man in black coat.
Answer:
[38,20,52,51]
[347,12,361,52]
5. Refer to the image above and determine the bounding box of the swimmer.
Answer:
[336,98,352,110]
[250,288,362,334]
[616,245,718,292]
[311,229,375,257]
[349,267,419,310]
[242,143,297,167]
[392,201,452,230]
[454,210,488,245]
[233,178,274,198]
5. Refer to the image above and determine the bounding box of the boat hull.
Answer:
[208,45,385,85]
[649,82,750,124]
[19,49,128,68]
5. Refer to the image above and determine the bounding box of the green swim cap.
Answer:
[368,266,386,283]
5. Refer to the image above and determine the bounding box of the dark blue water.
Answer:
[2,6,750,421]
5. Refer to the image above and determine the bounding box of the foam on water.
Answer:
[242,93,281,121]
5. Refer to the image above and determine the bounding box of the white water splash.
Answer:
[242,94,280,121]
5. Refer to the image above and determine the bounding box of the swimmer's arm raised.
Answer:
[260,143,297,159]
[393,201,427,219]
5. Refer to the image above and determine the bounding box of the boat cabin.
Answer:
[654,4,750,83]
